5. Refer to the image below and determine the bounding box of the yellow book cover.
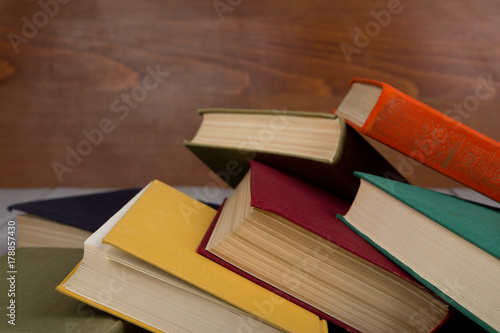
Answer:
[102,180,326,333]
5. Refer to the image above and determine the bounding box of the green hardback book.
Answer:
[338,173,500,333]
[0,247,143,333]
[185,108,404,200]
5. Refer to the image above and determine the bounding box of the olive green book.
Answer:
[0,247,143,333]
[339,173,500,333]
[185,108,404,200]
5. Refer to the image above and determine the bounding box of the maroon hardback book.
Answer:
[198,161,451,332]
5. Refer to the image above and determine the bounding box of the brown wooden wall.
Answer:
[1,0,499,188]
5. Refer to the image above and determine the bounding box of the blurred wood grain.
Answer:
[0,0,499,188]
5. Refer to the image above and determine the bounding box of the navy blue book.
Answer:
[9,189,142,232]
[9,188,221,233]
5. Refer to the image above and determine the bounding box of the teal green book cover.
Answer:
[338,172,500,333]
[357,172,500,260]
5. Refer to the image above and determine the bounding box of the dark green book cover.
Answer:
[338,172,500,333]
[0,247,144,333]
[185,108,405,201]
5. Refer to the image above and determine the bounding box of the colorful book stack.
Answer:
[9,79,499,332]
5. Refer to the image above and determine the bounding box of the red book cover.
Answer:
[336,78,500,203]
[198,161,451,332]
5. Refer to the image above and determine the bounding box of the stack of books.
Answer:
[6,78,499,333]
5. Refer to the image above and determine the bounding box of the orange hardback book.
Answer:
[335,78,500,203]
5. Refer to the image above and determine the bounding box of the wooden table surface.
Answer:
[1,0,499,188]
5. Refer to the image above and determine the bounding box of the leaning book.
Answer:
[199,161,451,333]
[338,172,500,332]
[185,108,404,200]
[335,78,500,203]
[57,180,328,333]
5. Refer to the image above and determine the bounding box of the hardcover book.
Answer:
[8,188,142,232]
[58,181,327,333]
[185,108,404,200]
[335,78,500,202]
[338,172,500,332]
[199,161,451,333]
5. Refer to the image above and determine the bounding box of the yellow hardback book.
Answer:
[57,180,327,333]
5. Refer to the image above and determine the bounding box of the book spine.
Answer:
[350,78,500,202]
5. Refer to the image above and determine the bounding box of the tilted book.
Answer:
[199,161,451,333]
[185,108,404,200]
[58,180,327,333]
[338,172,500,332]
[335,78,500,202]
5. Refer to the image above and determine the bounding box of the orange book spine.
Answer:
[347,78,500,202]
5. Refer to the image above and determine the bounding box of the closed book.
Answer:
[8,188,142,232]
[335,78,500,202]
[58,180,327,333]
[185,108,404,200]
[199,161,451,333]
[0,247,142,333]
[338,172,500,332]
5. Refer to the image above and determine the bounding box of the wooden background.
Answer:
[1,0,499,188]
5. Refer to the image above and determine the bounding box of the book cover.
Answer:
[338,172,500,332]
[1,248,142,333]
[185,108,405,200]
[100,180,327,333]
[8,188,142,232]
[335,78,500,202]
[199,161,451,333]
